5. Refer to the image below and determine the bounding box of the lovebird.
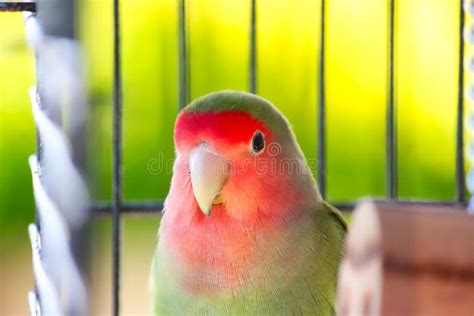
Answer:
[151,91,347,315]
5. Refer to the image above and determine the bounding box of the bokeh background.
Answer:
[0,0,461,314]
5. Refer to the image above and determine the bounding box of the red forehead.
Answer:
[175,111,271,148]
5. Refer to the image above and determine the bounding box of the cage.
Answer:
[0,0,473,315]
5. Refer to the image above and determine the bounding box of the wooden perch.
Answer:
[336,200,474,316]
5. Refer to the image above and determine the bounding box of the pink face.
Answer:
[175,110,273,160]
[171,110,300,220]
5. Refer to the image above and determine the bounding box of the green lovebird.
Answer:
[151,91,347,315]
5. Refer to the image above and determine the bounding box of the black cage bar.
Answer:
[386,0,397,199]
[317,0,327,198]
[456,0,466,204]
[178,0,189,109]
[112,0,123,313]
[0,1,35,12]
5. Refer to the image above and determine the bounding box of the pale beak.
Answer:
[189,145,228,216]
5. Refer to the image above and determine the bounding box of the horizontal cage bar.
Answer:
[91,199,466,216]
[0,1,36,12]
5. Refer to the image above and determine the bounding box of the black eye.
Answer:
[251,131,265,154]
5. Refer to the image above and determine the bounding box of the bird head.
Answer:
[171,91,319,219]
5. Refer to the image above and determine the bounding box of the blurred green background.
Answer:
[0,0,461,314]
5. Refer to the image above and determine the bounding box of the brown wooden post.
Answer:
[337,200,474,316]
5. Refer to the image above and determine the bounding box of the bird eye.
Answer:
[251,131,265,154]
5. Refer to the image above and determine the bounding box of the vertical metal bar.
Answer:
[456,0,465,204]
[112,0,123,313]
[317,0,326,199]
[178,0,189,109]
[249,0,257,94]
[37,0,75,38]
[386,0,397,199]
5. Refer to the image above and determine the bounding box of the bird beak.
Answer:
[189,145,228,216]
